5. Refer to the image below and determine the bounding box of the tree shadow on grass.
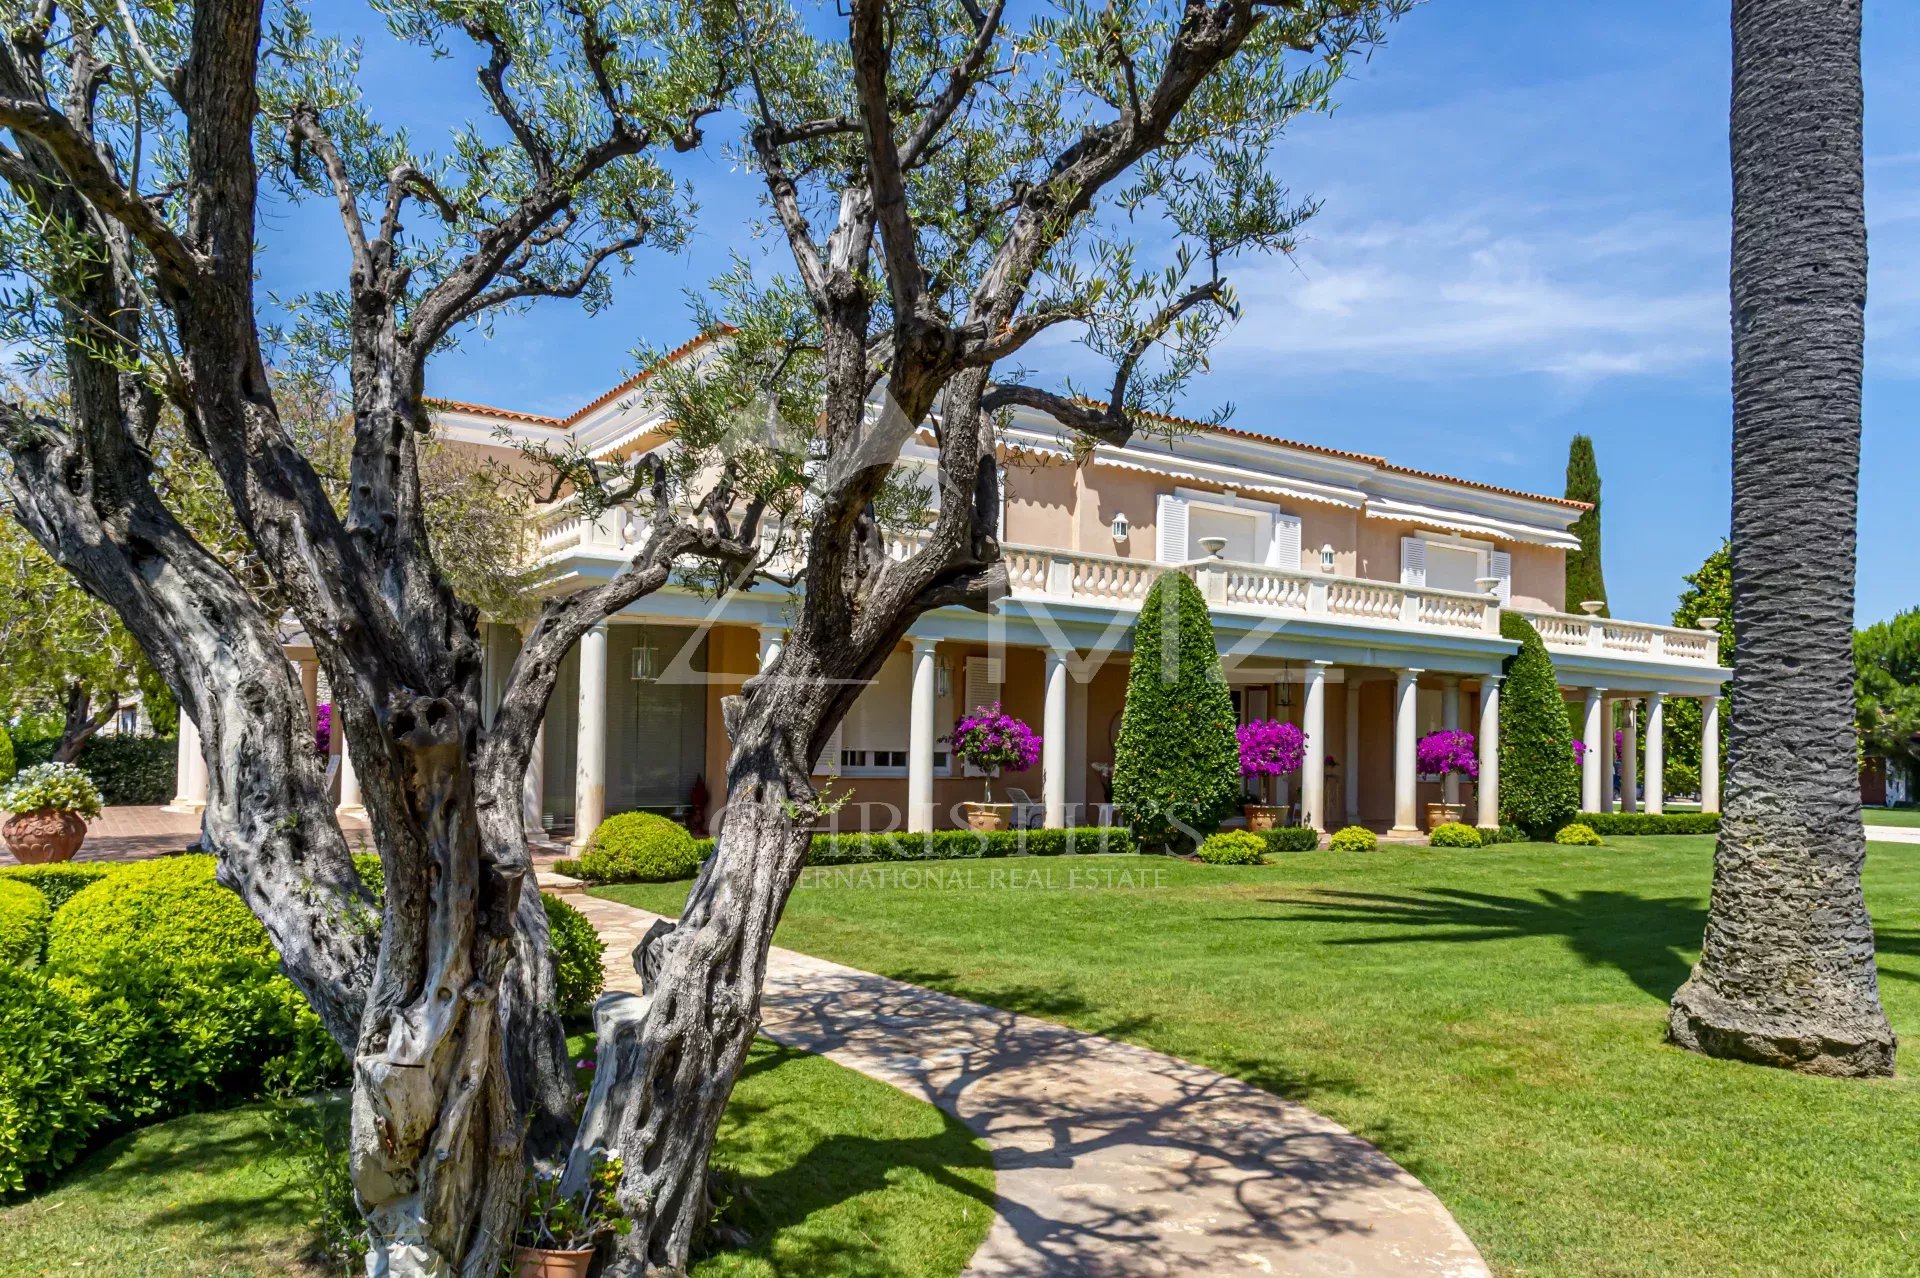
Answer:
[1262,887,1708,1002]
[1865,925,1920,984]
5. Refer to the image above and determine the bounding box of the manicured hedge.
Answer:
[10,735,176,806]
[808,826,1135,865]
[1261,826,1322,854]
[1198,831,1266,865]
[1429,822,1482,849]
[0,966,106,1192]
[575,811,703,883]
[0,862,118,911]
[1476,825,1526,846]
[1555,823,1603,846]
[542,895,605,1020]
[1576,812,1720,836]
[1329,826,1378,852]
[0,880,51,967]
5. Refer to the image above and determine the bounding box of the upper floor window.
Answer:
[1402,532,1511,601]
[1156,490,1302,569]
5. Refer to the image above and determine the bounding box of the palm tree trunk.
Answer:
[1668,0,1894,1076]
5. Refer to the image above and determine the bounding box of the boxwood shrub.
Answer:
[542,895,605,1020]
[808,826,1135,865]
[1261,826,1321,854]
[1555,822,1603,846]
[1197,831,1266,865]
[1476,825,1527,846]
[1329,825,1378,852]
[1576,811,1720,836]
[0,966,107,1192]
[0,862,117,911]
[9,735,176,806]
[0,880,51,967]
[1428,822,1482,849]
[576,811,704,883]
[1497,614,1582,837]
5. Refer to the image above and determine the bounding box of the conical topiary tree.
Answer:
[1564,434,1608,615]
[1498,613,1581,836]
[1113,571,1239,851]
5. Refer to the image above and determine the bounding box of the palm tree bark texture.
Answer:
[1667,0,1895,1077]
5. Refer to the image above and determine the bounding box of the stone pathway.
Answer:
[569,891,1488,1278]
[1865,823,1920,846]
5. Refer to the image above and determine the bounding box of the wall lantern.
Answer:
[1111,512,1130,543]
[1319,543,1336,573]
[935,659,952,698]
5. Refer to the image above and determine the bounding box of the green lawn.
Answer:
[1864,806,1920,827]
[601,836,1920,1278]
[0,1042,991,1278]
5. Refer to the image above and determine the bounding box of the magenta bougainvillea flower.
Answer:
[1416,729,1479,780]
[314,703,333,757]
[1237,719,1307,777]
[952,703,1042,775]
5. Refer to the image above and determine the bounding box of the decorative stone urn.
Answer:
[1242,804,1286,832]
[1425,801,1468,832]
[2,808,87,864]
[512,1247,595,1278]
[963,802,1013,833]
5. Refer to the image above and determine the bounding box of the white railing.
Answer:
[1513,609,1721,667]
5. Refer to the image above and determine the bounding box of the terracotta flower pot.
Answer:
[2,808,87,864]
[1242,804,1285,832]
[963,802,1012,832]
[1424,801,1468,832]
[512,1245,596,1278]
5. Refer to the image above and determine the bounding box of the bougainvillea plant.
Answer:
[1237,720,1307,780]
[314,703,333,758]
[1416,729,1479,780]
[1571,738,1588,764]
[950,703,1042,802]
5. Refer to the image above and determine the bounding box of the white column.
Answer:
[1580,687,1606,814]
[907,638,939,833]
[1041,647,1070,829]
[1302,661,1330,831]
[1066,670,1090,822]
[571,622,610,849]
[166,714,209,813]
[1439,676,1462,806]
[1344,678,1362,824]
[1391,668,1423,835]
[523,721,547,839]
[298,659,320,718]
[1645,691,1666,815]
[757,624,784,671]
[1622,700,1640,813]
[1600,698,1618,813]
[1476,677,1501,829]
[1701,694,1722,815]
[336,735,364,821]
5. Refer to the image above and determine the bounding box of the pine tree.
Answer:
[1113,572,1240,851]
[1565,435,1609,615]
[1498,613,1582,836]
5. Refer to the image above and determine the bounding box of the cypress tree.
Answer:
[1113,571,1240,851]
[1564,434,1609,615]
[1498,613,1581,836]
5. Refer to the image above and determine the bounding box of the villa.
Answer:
[170,339,1732,843]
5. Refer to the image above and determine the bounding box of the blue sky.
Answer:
[276,1,1919,627]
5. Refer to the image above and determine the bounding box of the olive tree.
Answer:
[0,0,1403,1272]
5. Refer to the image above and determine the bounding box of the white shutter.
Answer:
[1400,536,1427,587]
[1155,493,1190,563]
[1490,549,1513,604]
[812,721,843,776]
[1267,512,1303,570]
[961,655,1003,778]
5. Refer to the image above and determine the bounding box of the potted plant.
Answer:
[1415,730,1478,830]
[513,1152,629,1278]
[1236,719,1305,830]
[1,762,104,864]
[950,702,1041,831]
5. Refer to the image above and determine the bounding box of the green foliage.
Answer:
[1197,831,1266,865]
[1329,825,1378,852]
[1554,823,1603,847]
[1856,608,1920,768]
[1577,811,1721,836]
[0,862,116,911]
[1563,435,1608,615]
[1664,761,1702,798]
[1429,822,1482,849]
[45,857,340,1124]
[1113,573,1239,851]
[542,895,606,1021]
[1476,825,1526,846]
[0,966,107,1193]
[806,827,1135,868]
[1261,826,1322,854]
[267,1098,365,1275]
[576,812,703,883]
[1661,542,1734,779]
[0,762,102,818]
[13,736,177,806]
[1498,614,1582,837]
[0,722,12,784]
[0,881,50,968]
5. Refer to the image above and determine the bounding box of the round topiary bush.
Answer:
[0,880,51,968]
[1197,830,1266,865]
[1428,822,1482,849]
[1262,826,1322,854]
[542,895,606,1019]
[1112,571,1240,852]
[576,811,702,883]
[46,856,339,1121]
[1497,614,1582,837]
[1329,825,1378,852]
[1554,822,1602,847]
[0,966,107,1192]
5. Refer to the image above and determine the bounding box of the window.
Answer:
[1426,541,1484,594]
[1158,490,1301,566]
[1188,504,1261,563]
[1402,533,1510,600]
[835,652,915,775]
